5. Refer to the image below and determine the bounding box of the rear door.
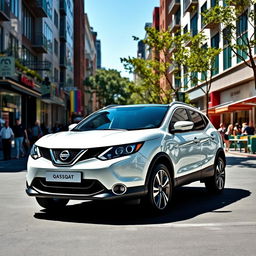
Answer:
[187,109,216,170]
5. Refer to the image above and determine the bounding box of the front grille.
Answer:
[52,149,82,163]
[31,178,106,196]
[38,147,108,164]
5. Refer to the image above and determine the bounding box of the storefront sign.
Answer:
[20,75,35,88]
[0,57,15,77]
[231,90,240,97]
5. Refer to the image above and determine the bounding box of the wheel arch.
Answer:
[216,148,226,166]
[145,152,174,188]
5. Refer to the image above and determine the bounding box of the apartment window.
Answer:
[0,26,4,53]
[236,11,248,63]
[46,0,53,19]
[22,46,36,62]
[22,5,34,41]
[191,72,198,87]
[54,39,58,56]
[191,13,198,37]
[211,0,218,7]
[174,8,181,25]
[175,69,181,89]
[201,2,207,29]
[44,22,53,53]
[183,66,188,88]
[10,0,19,17]
[183,24,188,34]
[8,34,19,58]
[211,33,220,76]
[223,27,232,70]
[201,44,207,80]
[54,10,58,28]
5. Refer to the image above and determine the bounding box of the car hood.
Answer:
[35,129,163,149]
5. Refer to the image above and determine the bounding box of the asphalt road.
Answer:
[0,154,256,256]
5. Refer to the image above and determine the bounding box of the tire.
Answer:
[144,164,173,212]
[205,156,225,193]
[36,197,69,210]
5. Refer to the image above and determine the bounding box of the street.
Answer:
[0,154,256,256]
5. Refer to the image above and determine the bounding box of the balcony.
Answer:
[168,0,180,15]
[21,60,51,71]
[184,0,198,13]
[169,15,181,33]
[32,33,48,53]
[0,0,10,21]
[30,0,47,17]
[60,0,67,15]
[202,20,219,29]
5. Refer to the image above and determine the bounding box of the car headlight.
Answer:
[97,142,143,160]
[30,144,41,160]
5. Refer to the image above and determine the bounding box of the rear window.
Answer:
[188,110,206,130]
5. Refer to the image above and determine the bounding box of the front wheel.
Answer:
[144,164,172,212]
[36,197,69,210]
[205,156,225,193]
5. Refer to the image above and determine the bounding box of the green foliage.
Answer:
[84,69,133,107]
[202,0,256,70]
[15,59,43,82]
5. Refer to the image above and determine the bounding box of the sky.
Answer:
[84,0,159,79]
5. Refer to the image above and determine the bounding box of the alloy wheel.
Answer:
[152,169,171,210]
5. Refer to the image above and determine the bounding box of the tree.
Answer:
[121,27,191,103]
[84,69,133,108]
[183,33,222,116]
[202,0,256,88]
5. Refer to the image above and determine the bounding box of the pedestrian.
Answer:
[224,124,233,152]
[217,123,226,142]
[245,121,255,135]
[31,120,43,145]
[0,120,14,160]
[13,119,28,159]
[233,123,241,136]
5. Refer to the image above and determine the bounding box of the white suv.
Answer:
[26,102,226,212]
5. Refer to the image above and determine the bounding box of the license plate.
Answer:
[46,172,81,183]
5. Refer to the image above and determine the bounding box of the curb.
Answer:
[226,151,256,158]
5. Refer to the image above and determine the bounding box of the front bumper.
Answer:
[26,183,147,200]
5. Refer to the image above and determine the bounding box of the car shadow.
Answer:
[226,156,256,169]
[34,187,250,225]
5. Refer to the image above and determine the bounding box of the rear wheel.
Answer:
[144,164,172,212]
[205,156,225,193]
[36,197,69,210]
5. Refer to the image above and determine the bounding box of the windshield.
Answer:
[73,106,169,131]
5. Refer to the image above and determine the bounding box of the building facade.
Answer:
[160,0,256,127]
[0,0,78,130]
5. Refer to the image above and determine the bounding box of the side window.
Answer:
[188,110,206,130]
[169,108,190,131]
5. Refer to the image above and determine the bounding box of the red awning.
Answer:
[209,95,256,115]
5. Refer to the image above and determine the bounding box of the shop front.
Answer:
[209,81,256,128]
[0,75,41,129]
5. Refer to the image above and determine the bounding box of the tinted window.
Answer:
[189,110,205,130]
[73,106,169,131]
[169,108,190,130]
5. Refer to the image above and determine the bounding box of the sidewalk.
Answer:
[0,148,27,172]
[224,148,256,158]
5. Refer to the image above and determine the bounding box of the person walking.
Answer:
[13,119,28,159]
[31,120,43,145]
[218,123,226,142]
[0,120,14,160]
[224,124,233,152]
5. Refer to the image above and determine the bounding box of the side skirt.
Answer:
[174,165,214,187]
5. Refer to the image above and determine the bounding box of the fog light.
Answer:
[112,184,127,195]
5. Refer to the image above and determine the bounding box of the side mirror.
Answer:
[68,123,77,131]
[173,121,194,132]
